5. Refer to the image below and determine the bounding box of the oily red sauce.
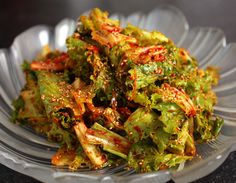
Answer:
[113,137,130,154]
[87,45,99,54]
[113,137,122,145]
[30,53,69,71]
[155,68,163,75]
[87,129,107,136]
[53,53,69,63]
[117,107,132,119]
[51,148,76,166]
[86,103,104,118]
[162,83,196,117]
[101,24,122,33]
[130,45,167,65]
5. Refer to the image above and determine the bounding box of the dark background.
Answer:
[0,0,236,182]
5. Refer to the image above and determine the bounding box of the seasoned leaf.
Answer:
[128,141,192,172]
[86,123,130,159]
[47,122,76,148]
[74,121,107,168]
[37,71,80,118]
[124,108,160,143]
[150,128,171,153]
[122,24,169,46]
[155,102,185,134]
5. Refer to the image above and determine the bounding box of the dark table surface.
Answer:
[0,0,236,182]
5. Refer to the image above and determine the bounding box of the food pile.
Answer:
[12,8,223,172]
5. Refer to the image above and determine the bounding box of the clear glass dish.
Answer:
[0,4,236,183]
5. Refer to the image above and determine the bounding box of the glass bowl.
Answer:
[0,4,236,183]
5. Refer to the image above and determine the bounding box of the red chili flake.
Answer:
[100,154,107,162]
[53,53,69,64]
[113,137,122,145]
[31,52,69,71]
[87,45,99,53]
[86,129,95,135]
[96,129,107,136]
[133,126,142,136]
[188,108,197,117]
[155,68,163,74]
[131,45,167,64]
[117,107,132,119]
[86,103,104,118]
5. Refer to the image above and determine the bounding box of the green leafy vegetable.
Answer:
[124,108,160,143]
[11,8,223,172]
[86,122,130,159]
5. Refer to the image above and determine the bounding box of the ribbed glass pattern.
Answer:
[0,5,235,183]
